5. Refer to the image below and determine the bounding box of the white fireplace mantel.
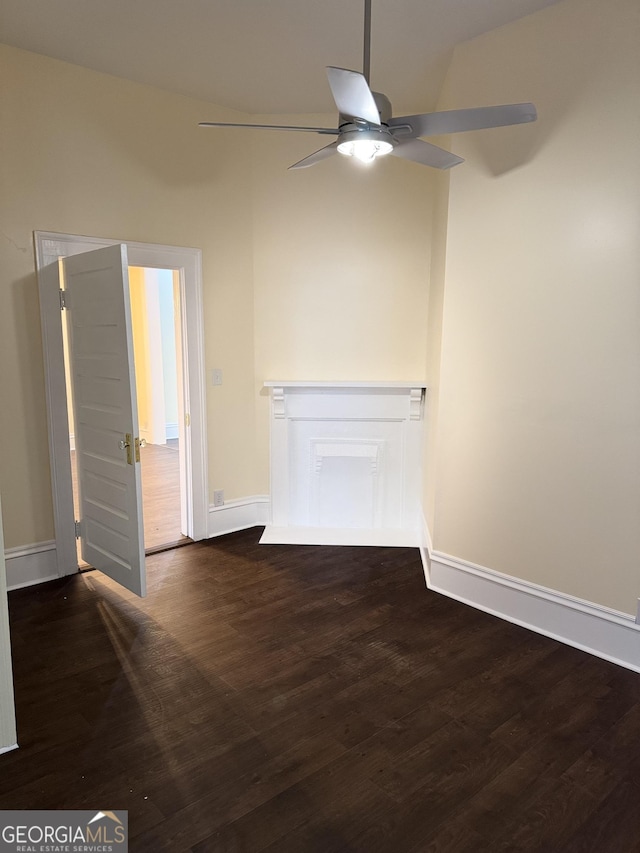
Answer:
[261,381,427,547]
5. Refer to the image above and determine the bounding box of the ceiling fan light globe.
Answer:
[337,137,393,163]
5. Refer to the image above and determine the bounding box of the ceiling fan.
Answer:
[199,0,537,170]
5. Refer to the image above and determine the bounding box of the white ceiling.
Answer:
[0,0,562,116]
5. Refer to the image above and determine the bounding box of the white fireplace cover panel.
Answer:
[290,423,403,529]
[263,382,426,543]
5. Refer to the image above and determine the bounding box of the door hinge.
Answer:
[74,520,81,539]
[59,288,68,310]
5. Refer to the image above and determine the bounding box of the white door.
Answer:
[63,244,146,597]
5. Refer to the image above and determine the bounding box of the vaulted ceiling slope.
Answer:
[0,0,562,115]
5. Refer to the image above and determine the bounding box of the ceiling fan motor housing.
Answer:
[337,124,396,151]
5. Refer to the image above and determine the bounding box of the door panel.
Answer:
[63,244,146,597]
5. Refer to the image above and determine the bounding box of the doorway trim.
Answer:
[35,231,208,578]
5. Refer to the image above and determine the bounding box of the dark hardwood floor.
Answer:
[4,528,640,851]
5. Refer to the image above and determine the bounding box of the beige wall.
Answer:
[0,43,257,546]
[422,168,451,532]
[251,119,433,382]
[429,0,640,612]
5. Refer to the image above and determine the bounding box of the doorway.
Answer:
[36,232,209,582]
[64,265,189,561]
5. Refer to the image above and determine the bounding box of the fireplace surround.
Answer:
[261,381,426,547]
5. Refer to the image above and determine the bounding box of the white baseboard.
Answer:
[418,515,640,673]
[208,496,270,538]
[165,422,179,441]
[0,743,18,755]
[260,525,421,547]
[5,542,58,591]
[6,496,272,590]
[418,512,433,588]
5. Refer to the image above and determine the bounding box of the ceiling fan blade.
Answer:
[199,121,338,135]
[289,141,340,170]
[391,139,464,170]
[326,67,381,126]
[389,103,537,139]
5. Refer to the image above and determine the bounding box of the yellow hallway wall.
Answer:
[128,267,151,438]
